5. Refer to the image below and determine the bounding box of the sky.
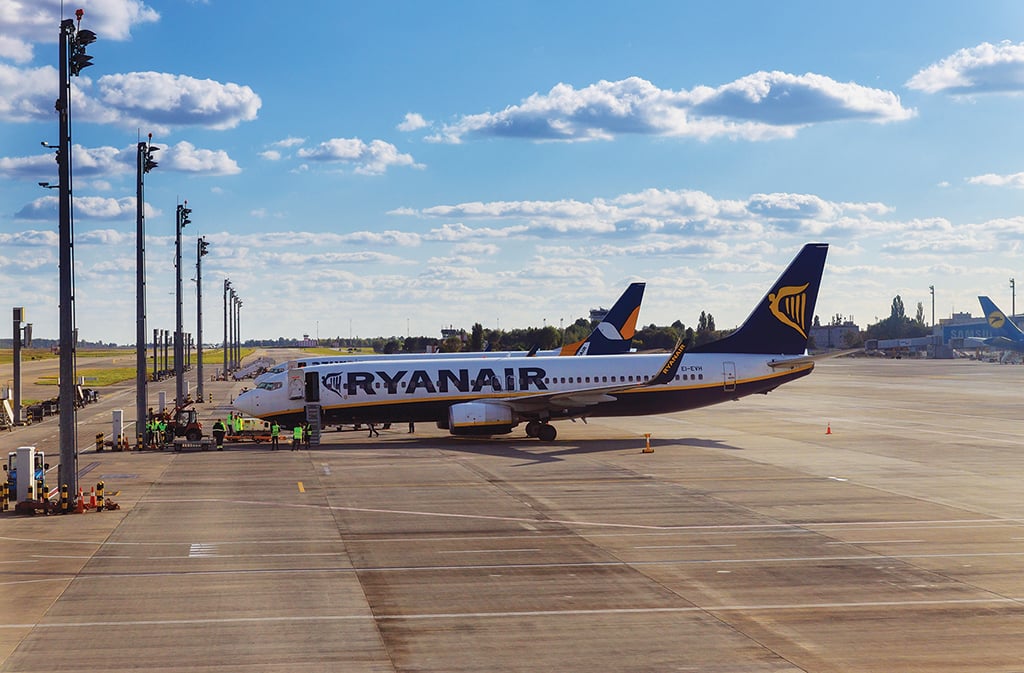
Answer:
[4,1,1024,345]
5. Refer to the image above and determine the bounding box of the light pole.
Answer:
[136,134,157,443]
[228,288,237,370]
[56,10,96,498]
[223,279,231,377]
[174,201,191,407]
[196,237,208,399]
[234,294,242,370]
[929,285,935,327]
[12,308,26,426]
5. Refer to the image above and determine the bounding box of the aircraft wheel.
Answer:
[537,424,557,442]
[525,421,541,438]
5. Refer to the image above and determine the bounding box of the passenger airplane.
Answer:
[252,282,646,386]
[972,296,1024,352]
[234,243,828,441]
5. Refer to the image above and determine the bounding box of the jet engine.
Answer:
[447,402,515,436]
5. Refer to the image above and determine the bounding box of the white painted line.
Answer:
[4,596,1024,630]
[438,548,541,554]
[825,540,923,545]
[635,544,736,550]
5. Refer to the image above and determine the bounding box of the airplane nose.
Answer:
[233,390,259,417]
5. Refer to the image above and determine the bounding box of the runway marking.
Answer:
[142,499,1024,534]
[4,596,1024,629]
[297,481,305,493]
[10,549,1024,588]
[2,517,1020,549]
[826,540,923,545]
[635,544,736,550]
[189,544,218,558]
[438,548,541,554]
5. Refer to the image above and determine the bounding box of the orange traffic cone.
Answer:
[826,423,832,435]
[88,487,96,509]
[74,487,85,514]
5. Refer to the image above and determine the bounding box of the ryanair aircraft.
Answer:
[234,244,828,441]
[251,282,646,387]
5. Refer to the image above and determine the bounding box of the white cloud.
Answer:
[259,150,282,161]
[908,41,1024,95]
[273,137,306,148]
[0,141,240,181]
[0,0,159,58]
[341,230,422,246]
[95,72,262,131]
[966,172,1024,188]
[433,74,914,144]
[162,140,241,175]
[296,137,423,175]
[398,112,430,131]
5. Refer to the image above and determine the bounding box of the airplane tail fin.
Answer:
[562,282,646,356]
[978,296,1024,340]
[690,243,829,356]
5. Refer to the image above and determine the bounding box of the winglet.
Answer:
[647,340,686,386]
[526,344,540,357]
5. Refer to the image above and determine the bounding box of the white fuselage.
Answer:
[234,351,813,431]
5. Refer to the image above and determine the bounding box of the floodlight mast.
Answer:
[56,10,97,498]
[175,202,192,407]
[196,237,209,398]
[137,134,158,446]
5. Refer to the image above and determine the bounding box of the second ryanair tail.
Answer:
[560,282,645,355]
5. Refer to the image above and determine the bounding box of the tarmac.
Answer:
[3,353,1024,671]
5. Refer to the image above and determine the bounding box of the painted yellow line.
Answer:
[297,482,305,493]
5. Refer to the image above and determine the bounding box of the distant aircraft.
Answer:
[234,243,828,441]
[252,282,646,386]
[973,296,1024,352]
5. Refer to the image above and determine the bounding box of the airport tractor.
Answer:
[164,403,204,442]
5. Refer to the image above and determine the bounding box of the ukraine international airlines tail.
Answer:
[234,244,828,441]
[975,296,1024,352]
[252,282,646,387]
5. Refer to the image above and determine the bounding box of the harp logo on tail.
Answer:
[988,311,1006,329]
[769,283,810,338]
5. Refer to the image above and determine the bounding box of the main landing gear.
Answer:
[525,420,557,442]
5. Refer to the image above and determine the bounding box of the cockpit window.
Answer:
[256,381,282,390]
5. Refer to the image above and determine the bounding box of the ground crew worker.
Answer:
[157,418,169,445]
[367,423,380,438]
[270,421,280,450]
[292,425,302,451]
[302,422,311,449]
[234,414,244,434]
[212,418,226,451]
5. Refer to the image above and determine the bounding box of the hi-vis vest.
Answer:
[293,426,302,440]
[271,423,280,437]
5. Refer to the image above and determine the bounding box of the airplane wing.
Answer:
[495,340,686,415]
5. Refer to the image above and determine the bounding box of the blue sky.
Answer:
[4,1,1024,344]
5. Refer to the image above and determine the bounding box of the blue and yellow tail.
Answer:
[691,243,829,356]
[978,296,1024,341]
